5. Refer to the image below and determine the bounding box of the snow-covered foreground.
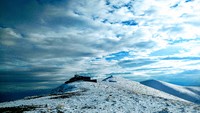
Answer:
[0,77,200,113]
[141,79,200,104]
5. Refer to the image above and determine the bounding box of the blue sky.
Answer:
[0,0,200,92]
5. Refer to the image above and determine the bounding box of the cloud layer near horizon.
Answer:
[0,0,200,92]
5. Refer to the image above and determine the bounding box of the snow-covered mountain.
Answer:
[141,79,200,104]
[0,76,199,113]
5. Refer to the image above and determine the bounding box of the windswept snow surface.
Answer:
[0,77,200,113]
[101,76,187,102]
[141,79,200,104]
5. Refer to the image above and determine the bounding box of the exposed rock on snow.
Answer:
[65,74,97,84]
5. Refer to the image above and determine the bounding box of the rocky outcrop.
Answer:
[65,75,97,84]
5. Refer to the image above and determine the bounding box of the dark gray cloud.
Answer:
[0,0,93,34]
[0,0,43,27]
[0,67,62,82]
[118,59,157,68]
[0,66,66,92]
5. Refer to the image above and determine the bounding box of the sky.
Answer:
[0,0,200,92]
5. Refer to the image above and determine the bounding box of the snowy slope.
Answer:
[53,76,186,102]
[101,76,188,102]
[0,77,199,113]
[186,87,200,96]
[141,79,200,104]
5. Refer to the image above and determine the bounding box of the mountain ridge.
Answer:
[0,76,199,113]
[141,79,200,104]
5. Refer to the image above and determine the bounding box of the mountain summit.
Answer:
[0,76,199,113]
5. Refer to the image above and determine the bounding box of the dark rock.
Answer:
[65,74,97,84]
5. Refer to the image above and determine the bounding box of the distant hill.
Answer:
[141,79,200,104]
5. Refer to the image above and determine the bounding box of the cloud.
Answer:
[118,59,157,68]
[105,51,130,61]
[134,41,156,48]
[0,67,62,82]
[1,0,200,92]
[0,66,65,92]
[0,0,44,27]
[122,20,138,26]
[150,46,184,56]
[0,27,22,46]
[162,57,200,61]
[155,69,200,86]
